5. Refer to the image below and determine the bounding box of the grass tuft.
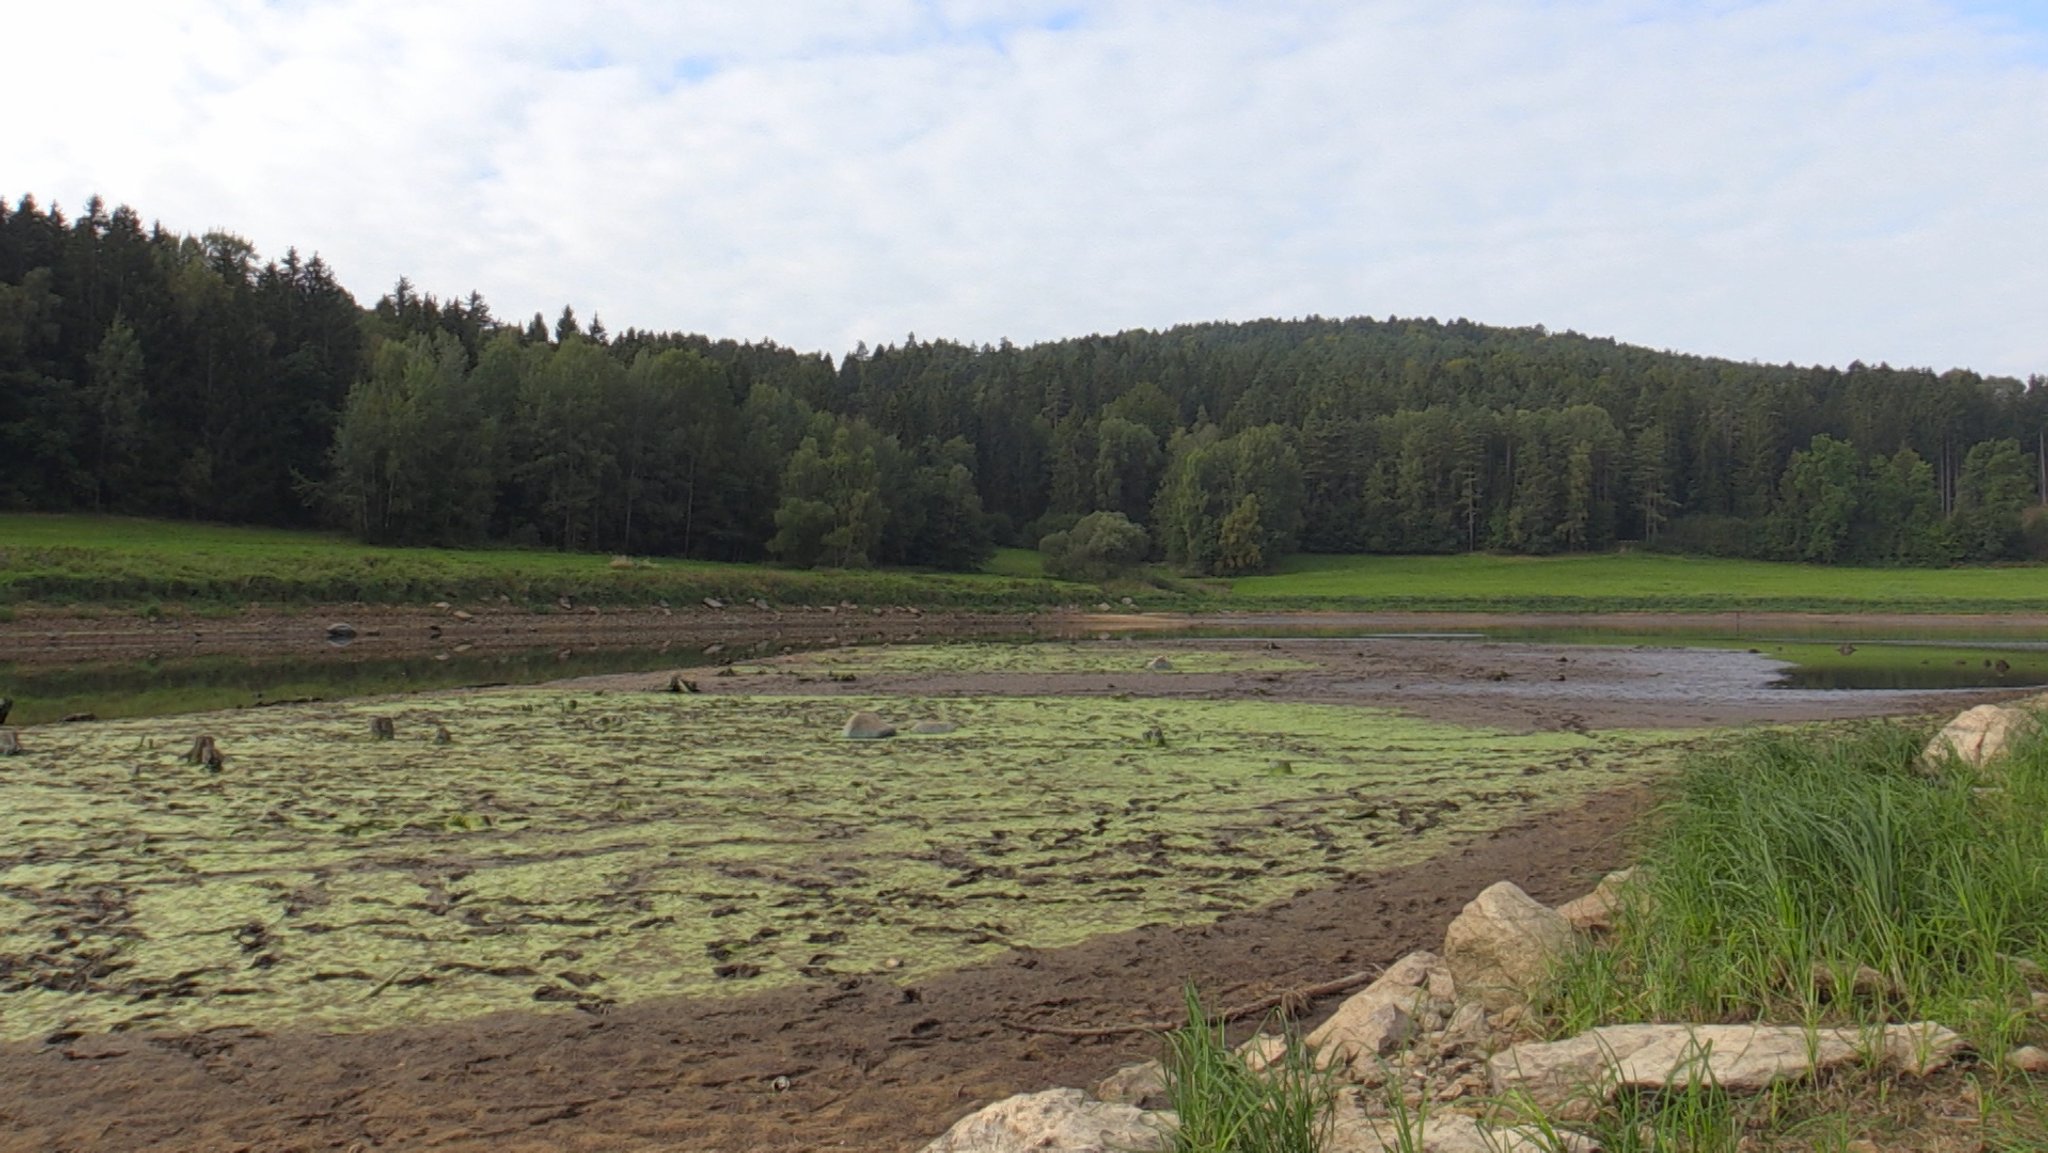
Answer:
[1161,985,1335,1153]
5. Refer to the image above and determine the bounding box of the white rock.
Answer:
[1923,702,2040,770]
[1443,882,1577,1011]
[1327,1094,1599,1152]
[920,1088,1172,1153]
[1238,1033,1289,1072]
[1489,1022,1967,1110]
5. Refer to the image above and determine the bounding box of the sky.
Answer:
[9,1,2047,377]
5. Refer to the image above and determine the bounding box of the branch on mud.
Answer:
[998,966,1383,1039]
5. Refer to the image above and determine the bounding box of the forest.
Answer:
[4,192,2045,574]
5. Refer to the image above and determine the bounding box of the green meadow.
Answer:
[5,514,2048,614]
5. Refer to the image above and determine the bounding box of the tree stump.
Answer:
[370,716,396,740]
[186,735,224,770]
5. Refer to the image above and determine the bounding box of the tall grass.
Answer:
[1540,720,2048,1053]
[1161,985,1336,1153]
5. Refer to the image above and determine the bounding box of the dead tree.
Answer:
[186,735,224,770]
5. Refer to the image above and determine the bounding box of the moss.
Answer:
[0,688,1674,1038]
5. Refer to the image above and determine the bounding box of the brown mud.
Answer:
[8,603,2048,668]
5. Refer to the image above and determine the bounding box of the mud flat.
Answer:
[0,637,2024,1152]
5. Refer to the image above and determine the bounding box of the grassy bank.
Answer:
[7,513,2048,615]
[1225,553,2048,614]
[0,515,1082,610]
[1528,721,2048,1148]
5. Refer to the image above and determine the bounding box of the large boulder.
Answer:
[1923,700,2042,770]
[1308,951,1452,1076]
[1489,1022,1967,1112]
[920,1088,1172,1153]
[1442,882,1576,1011]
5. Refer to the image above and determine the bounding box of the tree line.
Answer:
[5,192,2046,574]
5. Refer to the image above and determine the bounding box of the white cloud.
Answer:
[8,0,2046,375]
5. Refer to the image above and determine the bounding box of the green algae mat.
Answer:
[0,688,1669,1040]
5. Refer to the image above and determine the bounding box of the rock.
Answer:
[451,609,474,622]
[1489,1022,1967,1111]
[1557,868,1638,935]
[1440,1002,1491,1054]
[1443,882,1576,1011]
[919,1088,1171,1153]
[326,622,356,640]
[1923,702,2039,770]
[843,712,896,740]
[2005,1045,2048,1074]
[1095,1060,1168,1109]
[703,597,725,610]
[910,720,958,735]
[1327,1094,1598,1152]
[0,728,19,756]
[1309,951,1450,1074]
[1238,1033,1289,1072]
[1145,656,1174,672]
[1809,961,1895,999]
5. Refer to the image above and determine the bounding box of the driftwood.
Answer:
[1000,966,1383,1039]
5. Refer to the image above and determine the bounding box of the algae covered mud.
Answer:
[0,661,1669,1042]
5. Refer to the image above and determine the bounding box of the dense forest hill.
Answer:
[4,192,2045,574]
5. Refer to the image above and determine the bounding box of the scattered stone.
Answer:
[432,601,451,610]
[703,597,725,610]
[1557,868,1638,935]
[369,716,396,740]
[1443,882,1576,1011]
[451,609,474,622]
[1145,656,1174,672]
[2006,1045,2048,1074]
[910,720,958,735]
[1488,1021,1967,1111]
[1308,951,1451,1075]
[1439,1002,1491,1055]
[0,728,20,756]
[1095,1060,1168,1109]
[326,622,357,640]
[1923,701,2041,770]
[920,1088,1171,1153]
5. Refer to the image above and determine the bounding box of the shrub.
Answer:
[1040,511,1150,582]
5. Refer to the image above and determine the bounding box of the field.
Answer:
[1228,551,2048,613]
[0,514,1076,609]
[0,667,1667,1042]
[7,513,2048,615]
